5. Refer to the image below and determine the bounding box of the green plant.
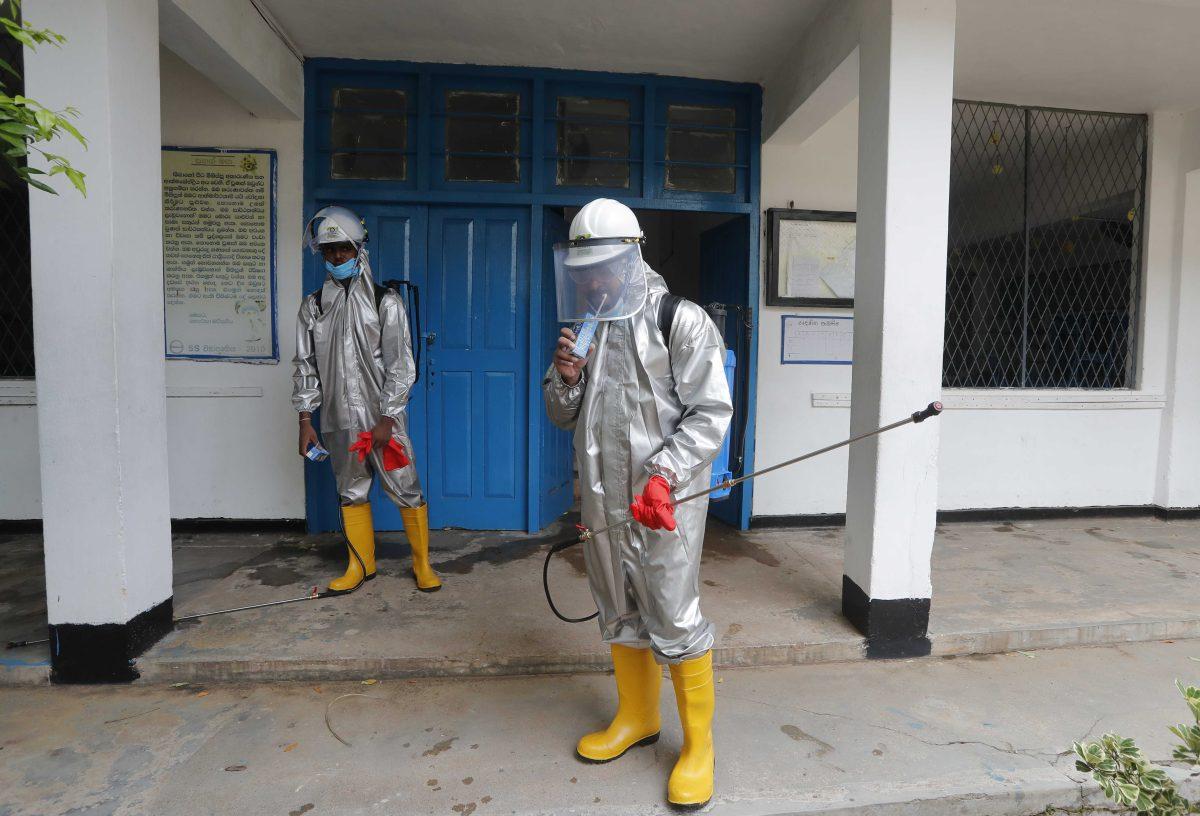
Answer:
[0,0,85,195]
[1073,681,1200,815]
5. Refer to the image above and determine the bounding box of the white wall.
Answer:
[0,47,304,521]
[753,101,1187,518]
[159,47,305,519]
[754,100,858,517]
[0,404,40,517]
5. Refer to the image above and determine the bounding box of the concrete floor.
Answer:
[2,640,1198,816]
[2,515,1199,684]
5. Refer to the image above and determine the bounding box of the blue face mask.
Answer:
[325,256,359,280]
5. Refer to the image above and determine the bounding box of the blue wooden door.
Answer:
[699,216,750,529]
[538,210,574,528]
[425,207,530,529]
[303,204,428,533]
[364,206,429,531]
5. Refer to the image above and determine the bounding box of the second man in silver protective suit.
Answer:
[543,198,732,808]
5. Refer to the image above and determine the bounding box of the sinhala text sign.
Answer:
[162,147,277,362]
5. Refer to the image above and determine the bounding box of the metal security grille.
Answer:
[0,22,31,379]
[944,101,1146,389]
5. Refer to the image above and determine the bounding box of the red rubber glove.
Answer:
[630,475,676,531]
[348,432,373,463]
[382,439,411,471]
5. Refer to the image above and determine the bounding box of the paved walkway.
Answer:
[2,515,1199,684]
[2,640,1198,815]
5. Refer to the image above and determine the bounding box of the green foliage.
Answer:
[0,0,86,196]
[1172,682,1200,766]
[1073,681,1200,815]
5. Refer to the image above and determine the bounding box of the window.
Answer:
[330,87,408,181]
[944,102,1146,389]
[0,29,30,378]
[556,96,631,188]
[664,103,736,194]
[444,90,520,184]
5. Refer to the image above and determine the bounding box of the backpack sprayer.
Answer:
[542,400,944,623]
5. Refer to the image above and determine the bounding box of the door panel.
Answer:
[425,207,530,529]
[699,216,750,529]
[537,209,574,528]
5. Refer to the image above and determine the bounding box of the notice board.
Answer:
[781,315,853,365]
[161,147,277,362]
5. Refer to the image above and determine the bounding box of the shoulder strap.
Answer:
[657,293,684,347]
[312,279,392,315]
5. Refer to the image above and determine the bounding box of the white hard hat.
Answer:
[304,205,367,252]
[564,199,643,268]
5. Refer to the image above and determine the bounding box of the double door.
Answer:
[304,205,532,531]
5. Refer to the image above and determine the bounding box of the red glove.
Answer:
[382,439,411,471]
[348,432,373,463]
[630,475,676,531]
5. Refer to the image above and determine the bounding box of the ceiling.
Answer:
[954,0,1200,112]
[258,0,826,84]
[258,0,1200,113]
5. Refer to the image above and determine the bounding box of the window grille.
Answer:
[0,25,31,379]
[555,96,631,188]
[944,101,1146,389]
[444,90,521,184]
[329,87,409,181]
[664,103,736,194]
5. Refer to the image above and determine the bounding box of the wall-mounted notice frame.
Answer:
[766,208,856,307]
[162,147,278,362]
[781,315,853,365]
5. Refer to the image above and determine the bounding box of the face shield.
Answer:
[553,237,648,323]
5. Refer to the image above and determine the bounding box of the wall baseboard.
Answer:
[751,504,1200,529]
[49,596,174,684]
[0,518,306,534]
[841,575,931,659]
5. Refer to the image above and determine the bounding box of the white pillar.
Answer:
[26,0,173,682]
[1158,169,1200,510]
[843,0,955,657]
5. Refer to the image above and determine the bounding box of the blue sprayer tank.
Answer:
[708,347,736,500]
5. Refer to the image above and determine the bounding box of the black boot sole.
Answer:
[575,732,660,764]
[325,572,376,597]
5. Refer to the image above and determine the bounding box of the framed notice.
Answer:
[162,147,278,362]
[766,208,856,307]
[781,315,853,365]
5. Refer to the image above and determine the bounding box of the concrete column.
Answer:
[843,0,955,657]
[1158,168,1200,510]
[26,0,173,682]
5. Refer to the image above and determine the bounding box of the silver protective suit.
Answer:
[543,266,733,664]
[293,258,424,508]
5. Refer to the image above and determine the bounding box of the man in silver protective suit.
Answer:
[543,198,732,808]
[293,205,442,595]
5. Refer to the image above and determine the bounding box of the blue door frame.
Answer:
[304,59,761,532]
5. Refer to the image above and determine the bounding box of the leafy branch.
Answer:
[1073,681,1200,815]
[0,0,86,196]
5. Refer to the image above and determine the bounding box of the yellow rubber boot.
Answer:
[667,651,715,808]
[399,503,441,592]
[576,645,662,762]
[329,503,376,594]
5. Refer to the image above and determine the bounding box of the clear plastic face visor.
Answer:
[553,238,647,323]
